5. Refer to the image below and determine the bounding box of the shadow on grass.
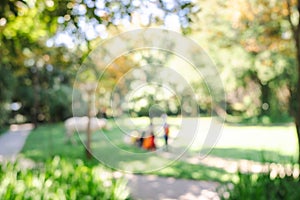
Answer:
[154,161,235,183]
[225,115,293,126]
[201,147,296,164]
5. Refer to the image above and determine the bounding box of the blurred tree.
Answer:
[0,67,16,126]
[197,0,300,163]
[228,0,295,119]
[0,0,198,127]
[0,0,77,126]
[201,0,295,121]
[1,0,199,160]
[226,0,300,163]
[285,0,300,165]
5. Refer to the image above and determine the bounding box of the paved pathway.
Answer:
[126,174,220,200]
[0,123,33,161]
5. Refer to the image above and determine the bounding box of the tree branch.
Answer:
[297,0,300,35]
[286,0,297,36]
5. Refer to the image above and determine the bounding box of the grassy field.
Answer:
[191,118,298,164]
[20,117,298,183]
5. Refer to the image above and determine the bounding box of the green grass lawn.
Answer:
[20,120,234,182]
[21,123,88,162]
[189,118,298,163]
[20,117,298,183]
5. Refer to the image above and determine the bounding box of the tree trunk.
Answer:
[294,0,300,165]
[296,52,300,164]
[86,93,92,159]
[86,117,92,159]
[32,67,39,128]
[260,83,270,116]
[296,122,300,164]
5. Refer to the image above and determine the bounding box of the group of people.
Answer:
[133,114,170,151]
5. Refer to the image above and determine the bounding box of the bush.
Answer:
[0,157,130,200]
[219,169,300,200]
[0,66,16,127]
[0,127,8,135]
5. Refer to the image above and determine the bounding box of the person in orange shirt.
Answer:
[142,132,156,151]
[163,122,169,150]
[149,132,156,151]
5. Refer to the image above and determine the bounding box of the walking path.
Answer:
[126,174,220,200]
[0,124,33,162]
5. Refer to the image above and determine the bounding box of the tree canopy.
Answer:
[0,0,197,125]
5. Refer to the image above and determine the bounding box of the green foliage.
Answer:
[0,0,198,125]
[195,0,297,122]
[48,85,73,121]
[219,171,300,200]
[0,156,130,200]
[0,66,16,126]
[0,127,8,136]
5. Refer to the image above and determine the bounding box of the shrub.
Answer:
[0,157,130,200]
[219,169,300,200]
